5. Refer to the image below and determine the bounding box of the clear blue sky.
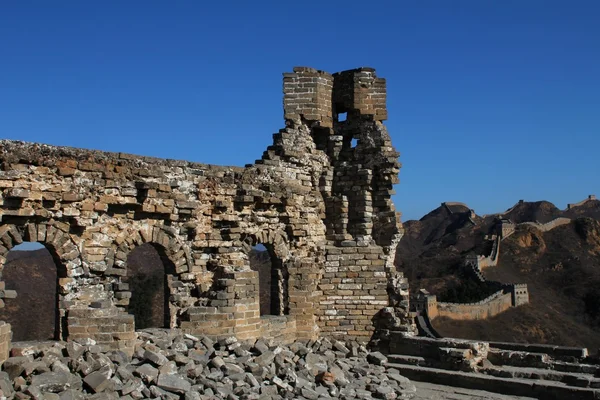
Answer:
[1,1,598,222]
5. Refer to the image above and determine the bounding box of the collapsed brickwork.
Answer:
[0,67,413,358]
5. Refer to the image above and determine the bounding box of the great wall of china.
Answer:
[1,69,599,398]
[414,195,596,324]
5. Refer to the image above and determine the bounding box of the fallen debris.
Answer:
[1,329,416,399]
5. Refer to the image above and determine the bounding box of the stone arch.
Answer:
[113,225,193,274]
[240,230,291,262]
[0,222,82,340]
[112,224,195,329]
[241,230,291,316]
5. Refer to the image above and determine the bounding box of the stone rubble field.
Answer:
[0,330,416,399]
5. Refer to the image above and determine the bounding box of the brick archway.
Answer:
[112,225,196,329]
[0,222,82,340]
[242,230,291,316]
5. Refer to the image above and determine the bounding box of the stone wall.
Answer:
[0,321,9,363]
[417,283,527,322]
[567,195,597,209]
[0,67,410,353]
[434,291,513,321]
[484,194,597,219]
[520,217,571,232]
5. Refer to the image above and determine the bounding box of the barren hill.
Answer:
[396,198,600,350]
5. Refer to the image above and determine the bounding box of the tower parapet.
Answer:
[333,67,387,121]
[283,67,333,128]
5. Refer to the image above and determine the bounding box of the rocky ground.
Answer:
[0,329,416,399]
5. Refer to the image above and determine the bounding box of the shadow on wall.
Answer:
[249,247,272,316]
[125,243,169,330]
[248,243,288,317]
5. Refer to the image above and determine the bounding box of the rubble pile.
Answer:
[0,330,416,399]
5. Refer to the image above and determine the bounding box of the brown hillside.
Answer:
[564,199,600,220]
[397,199,600,350]
[396,205,494,297]
[503,200,561,223]
[436,220,600,350]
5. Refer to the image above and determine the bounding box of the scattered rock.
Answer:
[368,351,389,366]
[156,373,191,394]
[1,332,415,399]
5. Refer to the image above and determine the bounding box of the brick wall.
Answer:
[434,291,513,321]
[283,67,333,128]
[0,321,10,363]
[0,67,408,351]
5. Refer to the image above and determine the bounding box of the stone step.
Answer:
[482,365,600,389]
[488,341,588,362]
[487,348,552,369]
[554,360,600,375]
[488,348,600,374]
[412,380,537,400]
[386,354,427,366]
[386,362,600,400]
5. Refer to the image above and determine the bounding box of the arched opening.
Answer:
[125,243,174,329]
[248,243,288,316]
[0,242,60,341]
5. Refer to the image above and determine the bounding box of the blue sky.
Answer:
[1,1,598,222]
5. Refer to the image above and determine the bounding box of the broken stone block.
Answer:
[367,352,388,366]
[143,349,168,366]
[83,371,111,393]
[156,373,191,394]
[3,356,30,380]
[30,372,82,393]
[134,364,159,384]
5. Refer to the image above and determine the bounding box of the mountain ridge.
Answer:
[396,196,600,349]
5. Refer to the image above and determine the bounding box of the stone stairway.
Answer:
[381,334,600,400]
[385,361,599,400]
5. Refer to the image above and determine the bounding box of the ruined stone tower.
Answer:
[0,67,411,359]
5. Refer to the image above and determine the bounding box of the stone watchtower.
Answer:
[282,67,410,338]
[283,67,399,244]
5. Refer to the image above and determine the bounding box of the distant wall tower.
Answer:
[511,284,529,306]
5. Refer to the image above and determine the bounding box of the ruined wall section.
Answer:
[434,291,513,321]
[0,137,329,348]
[0,66,408,349]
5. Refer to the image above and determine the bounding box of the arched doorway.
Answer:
[248,242,289,316]
[0,242,59,341]
[125,243,174,329]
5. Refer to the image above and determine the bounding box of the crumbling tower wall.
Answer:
[283,67,408,340]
